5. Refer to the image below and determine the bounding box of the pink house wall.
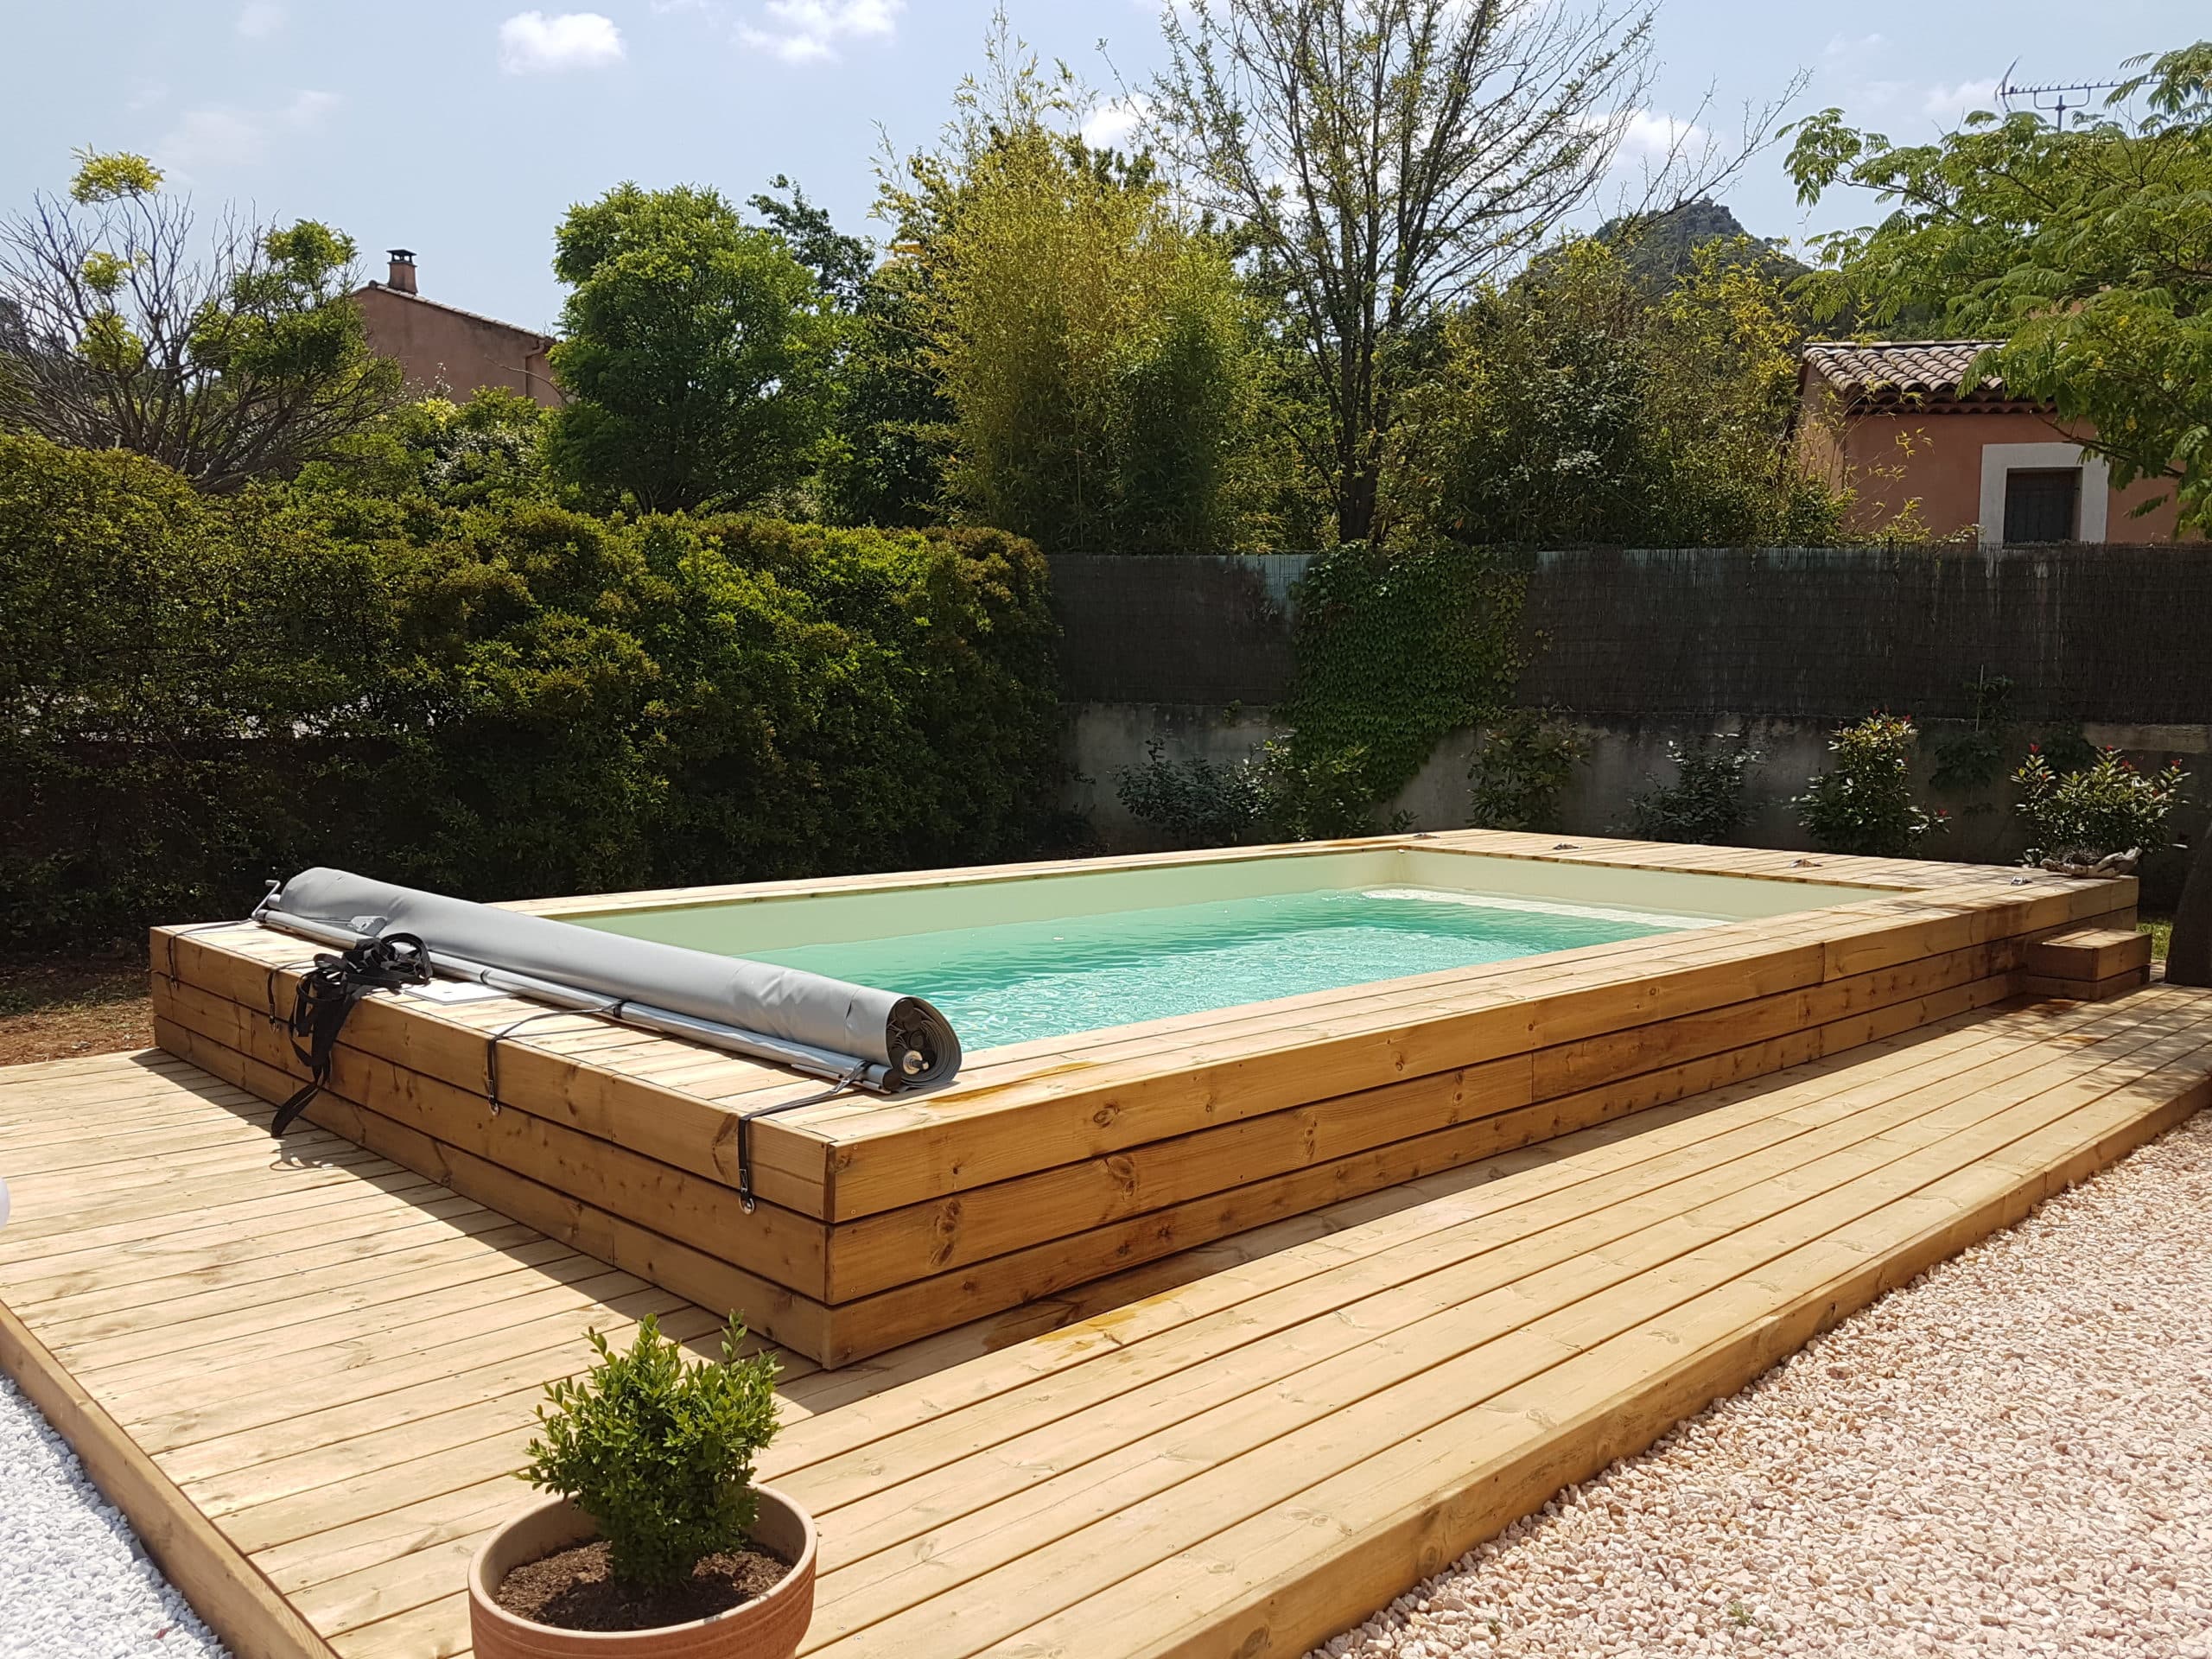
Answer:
[352,284,561,408]
[1796,388,2188,543]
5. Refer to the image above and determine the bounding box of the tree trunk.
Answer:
[1337,459,1380,547]
[2167,838,2212,987]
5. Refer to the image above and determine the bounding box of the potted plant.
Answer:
[2012,746,2190,876]
[467,1313,814,1659]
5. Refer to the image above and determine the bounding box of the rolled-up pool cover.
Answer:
[257,868,960,1092]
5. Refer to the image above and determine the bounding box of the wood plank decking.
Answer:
[3,982,2208,1659]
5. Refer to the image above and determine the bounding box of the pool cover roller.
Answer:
[255,868,961,1094]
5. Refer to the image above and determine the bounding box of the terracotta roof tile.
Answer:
[1802,340,2019,405]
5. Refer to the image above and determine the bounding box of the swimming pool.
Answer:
[558,844,1868,1052]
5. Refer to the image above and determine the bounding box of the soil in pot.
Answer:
[494,1538,791,1632]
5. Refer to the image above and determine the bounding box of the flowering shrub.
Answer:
[1793,713,1940,857]
[2012,746,2190,864]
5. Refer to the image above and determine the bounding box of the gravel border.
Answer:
[0,1374,229,1659]
[1312,1110,2212,1658]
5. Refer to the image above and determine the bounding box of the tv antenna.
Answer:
[1995,61,2124,126]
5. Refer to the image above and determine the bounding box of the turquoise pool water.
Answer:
[747,887,1705,1049]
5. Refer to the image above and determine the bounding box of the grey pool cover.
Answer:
[257,868,960,1092]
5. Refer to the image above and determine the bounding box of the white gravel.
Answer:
[1313,1109,2212,1659]
[0,1375,230,1659]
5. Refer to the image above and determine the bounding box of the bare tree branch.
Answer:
[0,168,401,492]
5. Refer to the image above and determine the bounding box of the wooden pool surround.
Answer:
[149,831,2143,1366]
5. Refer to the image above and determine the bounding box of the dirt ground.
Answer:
[0,957,153,1068]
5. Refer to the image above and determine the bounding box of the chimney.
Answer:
[385,249,417,295]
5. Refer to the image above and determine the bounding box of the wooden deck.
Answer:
[4,980,2208,1659]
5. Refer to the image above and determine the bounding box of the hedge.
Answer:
[0,433,1062,948]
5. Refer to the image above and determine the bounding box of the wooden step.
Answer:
[2023,926,2154,1001]
[2027,926,2153,982]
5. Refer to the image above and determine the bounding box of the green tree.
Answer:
[883,26,1267,554]
[820,257,950,528]
[546,182,836,512]
[0,149,402,491]
[1786,43,2212,982]
[1149,0,1666,546]
[749,175,874,308]
[1409,238,1844,545]
[300,387,556,508]
[1784,41,2212,532]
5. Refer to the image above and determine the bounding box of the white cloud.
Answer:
[499,11,626,75]
[163,109,267,170]
[1081,95,1148,151]
[1923,79,1999,127]
[285,89,340,124]
[158,87,339,172]
[1616,109,1710,166]
[1822,31,1885,60]
[236,3,286,38]
[738,0,902,64]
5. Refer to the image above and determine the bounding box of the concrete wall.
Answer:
[1052,549,2212,902]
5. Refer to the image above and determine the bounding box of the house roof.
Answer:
[1801,339,2023,408]
[353,281,557,350]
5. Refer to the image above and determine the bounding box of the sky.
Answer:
[2,0,2202,334]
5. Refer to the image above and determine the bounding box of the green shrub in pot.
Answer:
[521,1313,781,1588]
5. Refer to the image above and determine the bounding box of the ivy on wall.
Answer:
[1278,543,1529,831]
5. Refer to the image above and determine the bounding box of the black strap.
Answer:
[157,918,258,986]
[483,1004,622,1116]
[734,1075,859,1212]
[270,933,432,1135]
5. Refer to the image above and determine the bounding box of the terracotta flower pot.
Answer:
[467,1487,817,1659]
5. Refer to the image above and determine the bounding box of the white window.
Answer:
[1977,442,2109,546]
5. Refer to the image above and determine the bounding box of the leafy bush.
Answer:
[1251,738,1397,842]
[0,432,1063,945]
[2012,747,2190,865]
[1116,733,1408,849]
[1466,709,1592,833]
[1928,672,2015,795]
[0,435,388,942]
[522,1315,780,1589]
[1116,740,1268,849]
[1792,713,1939,857]
[1629,734,1763,845]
